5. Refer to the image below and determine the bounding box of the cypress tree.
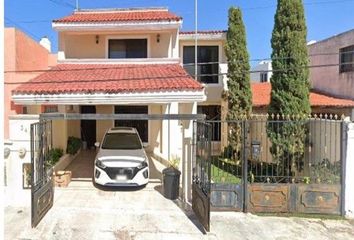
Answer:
[267,0,311,178]
[225,7,252,119]
[224,7,252,160]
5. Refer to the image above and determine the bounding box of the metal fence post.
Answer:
[242,120,249,213]
[341,120,348,217]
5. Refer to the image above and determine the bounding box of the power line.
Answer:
[5,17,42,40]
[5,61,354,85]
[49,0,75,9]
[181,0,354,15]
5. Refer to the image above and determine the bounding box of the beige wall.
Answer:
[95,105,114,142]
[309,30,354,100]
[60,31,175,59]
[149,105,163,154]
[52,120,68,152]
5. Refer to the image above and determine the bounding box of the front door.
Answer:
[81,106,96,148]
[30,120,54,228]
[192,121,212,232]
[114,105,148,142]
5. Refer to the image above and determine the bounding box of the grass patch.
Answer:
[211,163,242,184]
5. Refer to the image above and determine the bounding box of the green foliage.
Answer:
[67,136,82,155]
[225,7,252,163]
[267,0,311,176]
[269,0,310,116]
[168,154,180,169]
[225,7,252,118]
[47,148,64,166]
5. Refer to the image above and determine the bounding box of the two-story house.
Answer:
[308,29,354,101]
[11,7,228,155]
[8,7,229,204]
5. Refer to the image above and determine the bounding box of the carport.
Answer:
[11,63,213,231]
[28,112,212,232]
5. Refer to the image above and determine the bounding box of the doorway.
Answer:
[80,106,96,148]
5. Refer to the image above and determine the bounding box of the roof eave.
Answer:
[52,20,182,31]
[12,90,206,105]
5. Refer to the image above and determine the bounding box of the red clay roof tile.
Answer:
[53,10,182,23]
[252,82,354,108]
[12,64,203,95]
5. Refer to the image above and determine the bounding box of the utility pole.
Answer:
[76,0,79,10]
[194,0,198,81]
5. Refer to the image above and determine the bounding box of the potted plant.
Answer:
[162,155,181,200]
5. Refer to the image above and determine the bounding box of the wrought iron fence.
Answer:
[207,114,344,186]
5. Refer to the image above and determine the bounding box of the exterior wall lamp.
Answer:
[95,35,99,44]
[156,34,160,43]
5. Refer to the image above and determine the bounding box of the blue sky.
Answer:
[4,0,354,63]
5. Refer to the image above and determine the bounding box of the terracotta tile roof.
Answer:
[180,30,227,35]
[53,9,182,23]
[12,64,203,95]
[252,83,354,108]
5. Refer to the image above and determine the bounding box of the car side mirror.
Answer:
[94,142,100,148]
[142,143,149,148]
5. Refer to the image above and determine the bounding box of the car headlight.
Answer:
[95,159,106,169]
[137,160,148,170]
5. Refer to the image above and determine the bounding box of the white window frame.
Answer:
[105,35,151,59]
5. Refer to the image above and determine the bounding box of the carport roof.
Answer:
[12,63,203,95]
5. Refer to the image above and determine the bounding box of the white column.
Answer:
[345,122,354,219]
[161,103,181,161]
[180,102,197,203]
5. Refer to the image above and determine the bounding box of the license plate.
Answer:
[116,175,127,181]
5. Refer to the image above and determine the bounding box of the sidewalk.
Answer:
[5,179,354,240]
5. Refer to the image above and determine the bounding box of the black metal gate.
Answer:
[192,121,212,232]
[207,116,346,216]
[30,120,54,228]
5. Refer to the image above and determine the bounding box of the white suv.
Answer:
[94,127,149,187]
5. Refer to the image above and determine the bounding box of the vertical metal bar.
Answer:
[208,122,212,195]
[340,121,347,216]
[243,120,249,212]
[194,0,198,81]
[30,123,34,227]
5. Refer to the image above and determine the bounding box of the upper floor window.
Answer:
[340,45,354,73]
[183,46,219,84]
[108,39,147,59]
[260,72,268,82]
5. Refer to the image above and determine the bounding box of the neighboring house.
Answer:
[250,61,272,83]
[4,28,57,139]
[4,28,57,206]
[251,83,354,116]
[308,29,354,100]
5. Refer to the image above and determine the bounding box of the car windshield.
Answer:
[101,132,142,150]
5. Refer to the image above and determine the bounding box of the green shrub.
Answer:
[47,148,64,166]
[67,136,82,155]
